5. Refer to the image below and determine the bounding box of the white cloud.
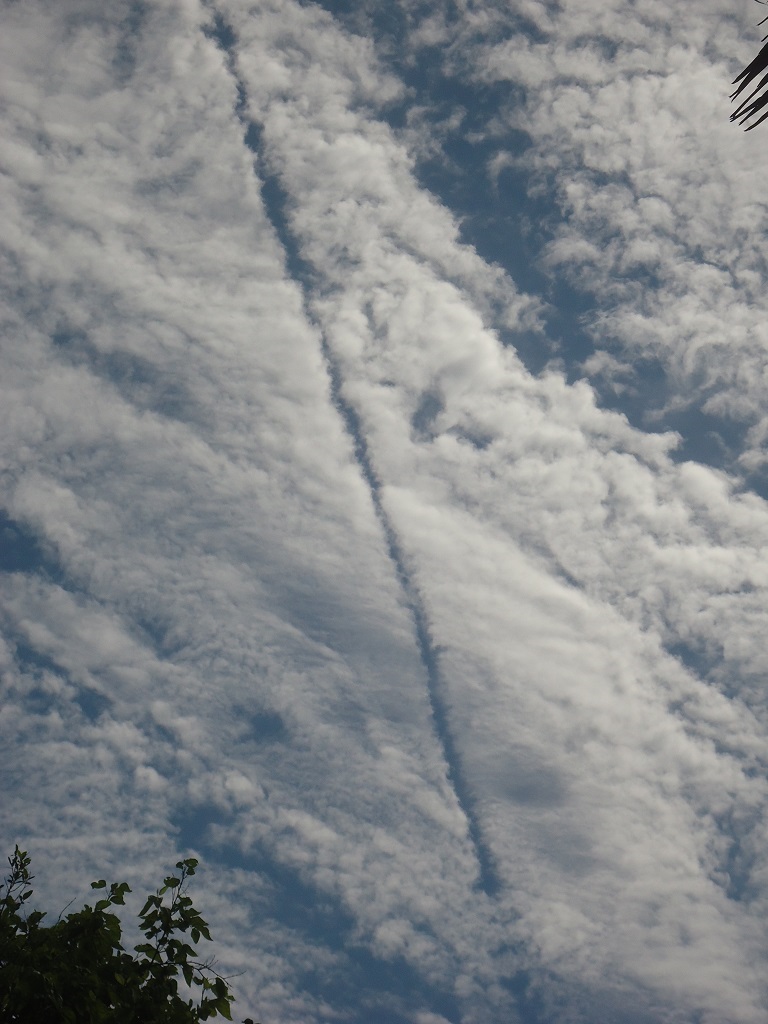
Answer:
[430,0,768,477]
[4,0,768,1021]
[222,0,768,1016]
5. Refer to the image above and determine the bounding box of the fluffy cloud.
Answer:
[3,0,768,1022]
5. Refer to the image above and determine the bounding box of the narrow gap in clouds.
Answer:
[713,809,759,904]
[52,330,199,427]
[6,643,62,717]
[174,815,463,1023]
[6,636,113,724]
[665,652,762,907]
[314,355,501,900]
[0,509,133,726]
[0,510,67,584]
[201,8,248,117]
[502,969,556,1024]
[113,1,149,84]
[728,848,759,904]
[252,176,502,895]
[202,8,500,899]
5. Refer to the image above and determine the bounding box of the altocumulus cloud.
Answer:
[3,1,768,1022]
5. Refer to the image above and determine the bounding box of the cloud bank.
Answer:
[3,1,768,1021]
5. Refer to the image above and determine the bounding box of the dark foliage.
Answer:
[732,2,768,129]
[0,847,258,1024]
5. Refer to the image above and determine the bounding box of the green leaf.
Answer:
[1,848,242,1024]
[139,895,160,917]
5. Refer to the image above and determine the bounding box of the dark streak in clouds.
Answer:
[53,330,199,426]
[203,7,500,898]
[314,352,502,899]
[0,510,67,587]
[2,634,111,724]
[113,1,149,85]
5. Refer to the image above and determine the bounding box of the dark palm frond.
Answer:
[731,4,768,129]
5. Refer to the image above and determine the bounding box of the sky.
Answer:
[3,0,768,1021]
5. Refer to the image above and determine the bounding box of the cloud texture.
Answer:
[3,1,768,1021]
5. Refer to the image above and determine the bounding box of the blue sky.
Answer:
[3,1,768,1021]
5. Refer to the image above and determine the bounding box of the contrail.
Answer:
[204,7,499,897]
